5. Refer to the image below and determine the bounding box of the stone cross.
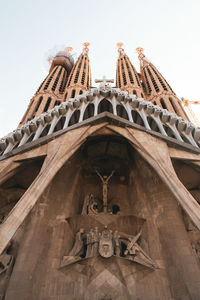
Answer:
[95,76,114,88]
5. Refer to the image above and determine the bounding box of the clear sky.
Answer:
[0,0,200,137]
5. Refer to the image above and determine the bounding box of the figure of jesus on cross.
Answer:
[96,170,115,213]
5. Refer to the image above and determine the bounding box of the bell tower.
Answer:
[116,43,143,97]
[137,47,188,119]
[19,47,74,126]
[65,42,92,100]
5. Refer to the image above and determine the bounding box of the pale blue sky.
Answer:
[0,0,200,136]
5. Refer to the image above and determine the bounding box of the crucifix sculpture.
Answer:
[95,76,114,89]
[96,170,115,213]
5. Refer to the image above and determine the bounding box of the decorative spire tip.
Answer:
[117,42,125,56]
[65,46,73,52]
[136,47,144,60]
[83,42,90,54]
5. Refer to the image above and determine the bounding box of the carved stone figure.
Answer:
[81,194,90,215]
[90,227,100,257]
[68,228,84,257]
[86,229,93,258]
[0,245,15,299]
[87,195,99,215]
[124,230,141,256]
[82,194,99,215]
[113,231,121,256]
[99,227,114,258]
[60,226,156,270]
[124,231,156,269]
[96,170,115,213]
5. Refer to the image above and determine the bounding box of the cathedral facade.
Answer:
[0,43,200,300]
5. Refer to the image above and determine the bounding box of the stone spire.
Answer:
[137,47,188,119]
[65,42,92,100]
[116,43,143,97]
[19,48,74,126]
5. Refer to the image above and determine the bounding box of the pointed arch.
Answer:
[163,125,176,138]
[131,111,145,127]
[68,110,80,126]
[53,116,66,133]
[83,104,95,120]
[98,99,113,114]
[39,124,51,138]
[180,134,191,145]
[26,133,35,144]
[147,116,161,133]
[116,105,129,120]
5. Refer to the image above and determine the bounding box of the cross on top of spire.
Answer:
[95,76,114,88]
[83,42,90,54]
[65,46,73,52]
[117,42,125,56]
[136,47,145,60]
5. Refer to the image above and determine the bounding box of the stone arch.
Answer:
[26,133,35,144]
[163,125,176,139]
[116,104,129,120]
[180,133,192,145]
[131,110,145,127]
[98,99,113,114]
[39,124,51,138]
[68,110,80,126]
[53,116,66,133]
[147,116,161,133]
[83,103,95,121]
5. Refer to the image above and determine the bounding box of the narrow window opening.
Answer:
[54,100,61,107]
[160,98,167,109]
[71,89,76,98]
[43,97,51,112]
[32,96,43,117]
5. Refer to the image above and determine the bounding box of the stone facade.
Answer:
[0,45,200,300]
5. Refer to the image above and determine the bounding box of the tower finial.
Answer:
[117,42,125,56]
[65,46,73,52]
[83,42,90,54]
[136,47,145,60]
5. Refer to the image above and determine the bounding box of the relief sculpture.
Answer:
[60,226,156,270]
